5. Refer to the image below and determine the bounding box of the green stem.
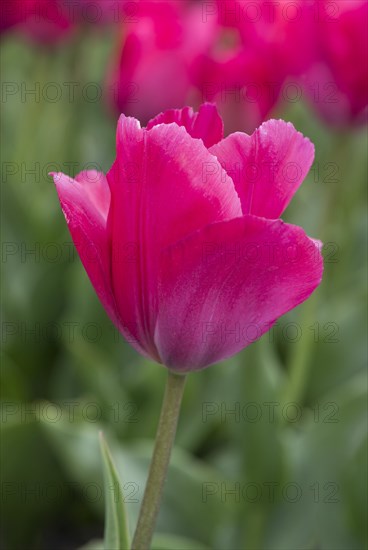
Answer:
[131,370,186,550]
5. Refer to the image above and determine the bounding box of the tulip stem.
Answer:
[131,370,186,550]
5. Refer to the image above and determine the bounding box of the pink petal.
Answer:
[74,170,111,220]
[210,120,315,218]
[50,171,149,359]
[155,215,323,372]
[106,115,241,361]
[146,103,224,147]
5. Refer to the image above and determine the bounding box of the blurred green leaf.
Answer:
[151,533,209,549]
[99,432,130,550]
[39,404,226,546]
[264,371,367,550]
[79,533,209,550]
[0,416,66,549]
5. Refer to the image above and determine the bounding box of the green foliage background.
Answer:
[1,28,367,550]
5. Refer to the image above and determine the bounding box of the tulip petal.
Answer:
[107,115,241,360]
[51,171,113,315]
[74,170,111,220]
[51,171,149,358]
[210,120,315,218]
[146,103,224,147]
[155,215,323,372]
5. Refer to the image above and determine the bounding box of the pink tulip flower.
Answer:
[108,1,217,123]
[305,0,368,125]
[213,0,316,76]
[51,103,323,372]
[0,0,72,41]
[0,0,128,42]
[0,0,38,32]
[195,0,316,133]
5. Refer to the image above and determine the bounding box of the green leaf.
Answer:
[99,432,130,550]
[152,533,209,549]
[0,415,66,549]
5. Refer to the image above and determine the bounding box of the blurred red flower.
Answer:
[0,0,130,42]
[107,1,217,123]
[304,0,368,125]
